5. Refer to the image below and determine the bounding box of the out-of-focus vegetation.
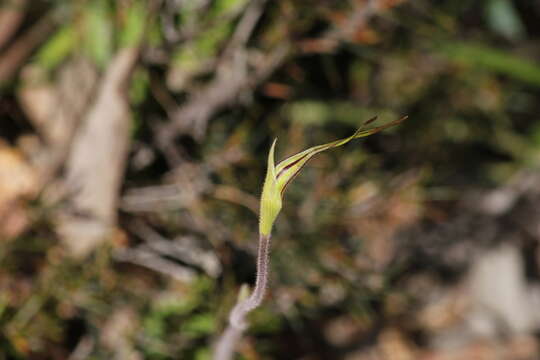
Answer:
[1,0,540,359]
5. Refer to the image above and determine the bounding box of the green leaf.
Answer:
[83,0,113,67]
[119,0,146,47]
[195,22,232,58]
[440,42,540,87]
[181,313,216,337]
[286,101,330,125]
[35,25,75,69]
[194,348,211,360]
[210,0,247,18]
[129,68,149,106]
[285,101,398,127]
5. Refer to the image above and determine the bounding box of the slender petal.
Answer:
[259,139,282,236]
[258,116,407,236]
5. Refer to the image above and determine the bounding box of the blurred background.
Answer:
[2,0,540,359]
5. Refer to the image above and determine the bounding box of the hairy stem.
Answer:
[213,234,272,360]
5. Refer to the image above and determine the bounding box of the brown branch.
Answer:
[222,0,268,57]
[0,15,55,85]
[155,0,287,145]
[114,246,197,282]
[156,41,290,151]
[0,0,27,51]
[299,0,381,53]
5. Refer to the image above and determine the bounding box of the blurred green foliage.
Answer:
[1,0,540,359]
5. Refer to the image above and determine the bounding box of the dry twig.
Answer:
[0,0,27,51]
[58,48,139,257]
[0,15,55,84]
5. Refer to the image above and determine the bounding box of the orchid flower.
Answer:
[214,115,407,360]
[259,115,407,236]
